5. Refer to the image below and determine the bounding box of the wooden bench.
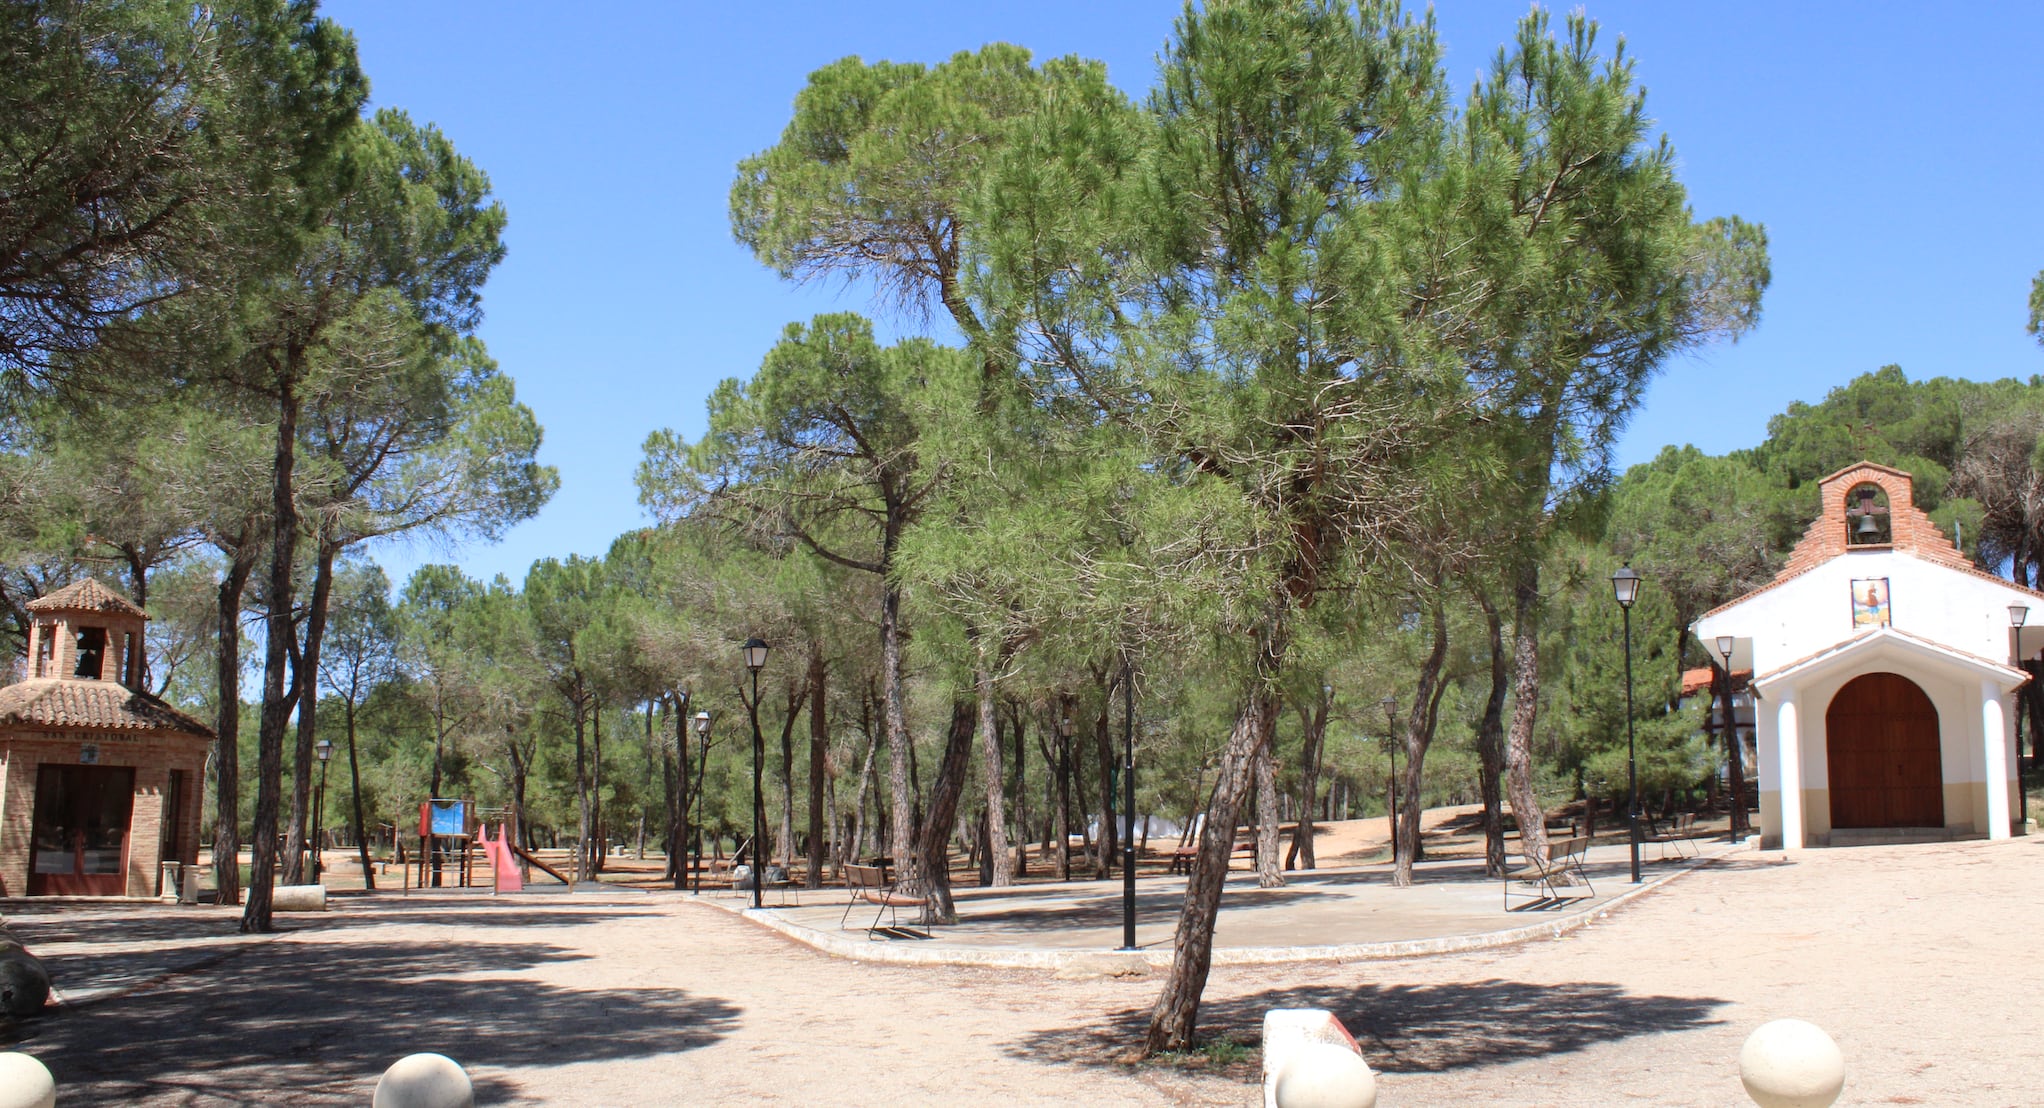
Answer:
[842,862,930,939]
[1645,813,1712,859]
[1503,835,1594,910]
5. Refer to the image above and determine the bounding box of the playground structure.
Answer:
[399,800,566,894]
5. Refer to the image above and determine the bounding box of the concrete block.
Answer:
[0,1052,55,1108]
[1740,1018,1845,1108]
[1272,1042,1377,1108]
[272,885,326,912]
[372,1052,474,1108]
[1263,1008,1366,1108]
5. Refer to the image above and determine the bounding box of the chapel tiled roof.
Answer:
[25,579,148,618]
[0,678,211,737]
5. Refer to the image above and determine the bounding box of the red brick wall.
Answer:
[0,729,209,897]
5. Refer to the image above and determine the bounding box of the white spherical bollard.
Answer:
[372,1052,474,1108]
[1740,1018,1845,1108]
[1272,1041,1377,1108]
[0,1052,56,1108]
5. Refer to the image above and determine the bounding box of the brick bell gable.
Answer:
[1776,461,1974,579]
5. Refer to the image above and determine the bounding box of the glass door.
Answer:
[29,764,136,895]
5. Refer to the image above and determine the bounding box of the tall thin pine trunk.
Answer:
[212,545,257,906]
[1253,743,1283,888]
[806,647,827,888]
[243,377,301,935]
[976,647,1013,886]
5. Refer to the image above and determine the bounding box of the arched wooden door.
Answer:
[1825,672,1944,829]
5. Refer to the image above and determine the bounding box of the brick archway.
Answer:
[1826,672,1943,829]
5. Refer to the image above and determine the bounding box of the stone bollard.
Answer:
[1263,1008,1376,1108]
[1740,1018,1845,1108]
[0,944,51,1018]
[0,1052,56,1108]
[271,885,326,912]
[372,1053,474,1108]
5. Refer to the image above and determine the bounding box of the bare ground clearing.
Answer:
[2,835,2037,1105]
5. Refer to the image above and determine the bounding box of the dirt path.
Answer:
[7,894,1231,1105]
[1038,838,2044,1107]
[8,836,2040,1105]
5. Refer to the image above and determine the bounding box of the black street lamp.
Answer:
[692,710,711,893]
[312,738,333,882]
[1119,657,1137,952]
[742,638,770,910]
[1714,635,1748,842]
[1611,563,1642,884]
[1380,694,1399,869]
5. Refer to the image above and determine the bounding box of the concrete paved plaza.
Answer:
[743,839,1726,966]
[1,836,2037,1105]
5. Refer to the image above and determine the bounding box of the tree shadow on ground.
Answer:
[1011,978,1725,1079]
[2,930,741,1105]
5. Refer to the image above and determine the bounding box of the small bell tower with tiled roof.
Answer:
[25,579,150,690]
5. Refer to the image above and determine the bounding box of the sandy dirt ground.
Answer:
[6,834,2041,1105]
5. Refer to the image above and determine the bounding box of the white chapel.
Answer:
[1693,461,2035,849]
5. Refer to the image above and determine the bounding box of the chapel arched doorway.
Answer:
[1825,671,1943,829]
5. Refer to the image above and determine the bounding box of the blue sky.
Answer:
[320,1,2044,589]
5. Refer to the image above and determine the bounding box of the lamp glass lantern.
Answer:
[315,738,333,762]
[694,709,711,735]
[2010,605,2029,630]
[1611,564,1641,608]
[742,637,770,672]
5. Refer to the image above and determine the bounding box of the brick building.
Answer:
[1695,462,2037,848]
[0,580,211,896]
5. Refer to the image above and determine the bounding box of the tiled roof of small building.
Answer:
[25,579,148,618]
[0,678,211,736]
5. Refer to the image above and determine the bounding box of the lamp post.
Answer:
[1714,634,1748,842]
[692,710,711,893]
[742,638,770,910]
[2010,605,2029,831]
[1380,694,1398,868]
[312,738,333,882]
[1119,657,1138,951]
[1612,564,1642,884]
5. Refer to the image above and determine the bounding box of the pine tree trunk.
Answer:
[1253,743,1284,888]
[1503,558,1551,865]
[906,700,977,923]
[346,695,374,891]
[1292,695,1326,870]
[1143,661,1281,1055]
[282,541,337,886]
[243,379,301,935]
[807,648,828,889]
[1092,669,1117,878]
[1009,700,1028,876]
[573,697,591,884]
[1393,597,1451,887]
[880,580,913,870]
[777,684,799,867]
[212,545,256,907]
[976,656,1013,886]
[1477,596,1510,877]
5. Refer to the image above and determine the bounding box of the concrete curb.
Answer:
[711,846,1742,970]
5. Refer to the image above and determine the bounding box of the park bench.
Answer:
[1503,834,1594,911]
[1644,812,1712,859]
[842,862,931,939]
